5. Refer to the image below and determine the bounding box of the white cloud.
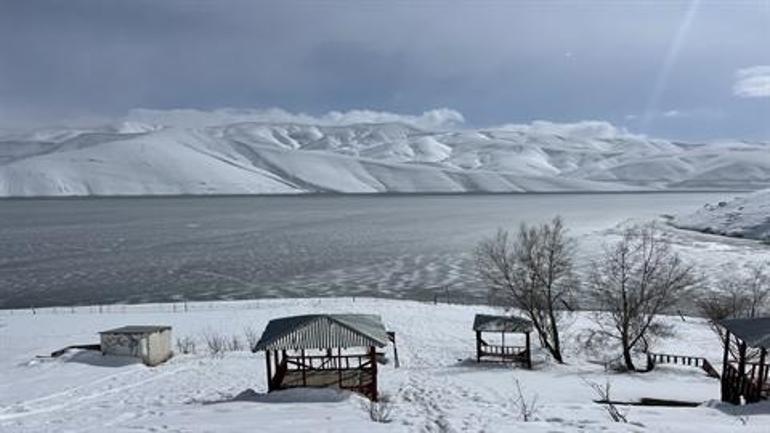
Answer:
[733,65,770,98]
[662,109,682,118]
[624,107,724,123]
[496,120,645,140]
[125,107,465,130]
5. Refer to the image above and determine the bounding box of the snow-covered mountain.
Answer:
[1,118,769,196]
[674,188,770,241]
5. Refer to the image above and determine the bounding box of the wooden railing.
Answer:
[272,352,378,400]
[284,354,372,371]
[480,344,527,357]
[721,362,766,404]
[646,352,720,378]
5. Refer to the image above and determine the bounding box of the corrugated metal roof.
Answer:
[100,325,171,335]
[253,314,389,351]
[720,317,770,349]
[473,314,532,333]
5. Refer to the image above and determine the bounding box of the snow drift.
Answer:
[1,114,769,197]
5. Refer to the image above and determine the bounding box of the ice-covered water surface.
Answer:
[0,193,736,308]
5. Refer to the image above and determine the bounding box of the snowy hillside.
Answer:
[673,189,770,241]
[2,116,770,196]
[1,297,766,433]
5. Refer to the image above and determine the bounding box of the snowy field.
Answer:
[1,297,768,432]
[0,192,752,309]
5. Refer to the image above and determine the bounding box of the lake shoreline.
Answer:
[0,188,753,201]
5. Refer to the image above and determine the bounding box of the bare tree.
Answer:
[362,394,393,424]
[512,379,540,422]
[586,224,696,371]
[475,216,577,363]
[741,262,770,318]
[583,378,628,423]
[698,262,770,361]
[243,325,261,350]
[175,336,197,354]
[202,330,227,356]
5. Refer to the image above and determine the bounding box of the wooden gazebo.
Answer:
[253,314,390,401]
[719,317,770,404]
[473,313,532,368]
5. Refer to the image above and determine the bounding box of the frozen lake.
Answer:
[0,192,735,308]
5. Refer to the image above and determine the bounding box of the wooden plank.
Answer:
[265,349,273,392]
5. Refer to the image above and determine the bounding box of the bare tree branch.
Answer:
[585,223,696,371]
[475,216,577,363]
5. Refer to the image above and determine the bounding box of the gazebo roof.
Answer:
[720,317,770,349]
[473,314,532,333]
[253,314,389,351]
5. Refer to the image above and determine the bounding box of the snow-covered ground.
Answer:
[2,116,769,196]
[1,298,768,432]
[674,189,770,241]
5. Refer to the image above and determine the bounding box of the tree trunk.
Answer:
[622,336,636,371]
[548,305,564,364]
[551,328,563,363]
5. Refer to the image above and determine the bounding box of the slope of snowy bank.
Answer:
[673,189,770,241]
[1,119,769,196]
[1,298,767,432]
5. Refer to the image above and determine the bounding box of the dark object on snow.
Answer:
[595,398,700,407]
[719,317,770,404]
[46,344,101,358]
[253,314,393,401]
[473,314,532,368]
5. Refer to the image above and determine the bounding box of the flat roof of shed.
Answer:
[100,325,171,335]
[473,314,532,333]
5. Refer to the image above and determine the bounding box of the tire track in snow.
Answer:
[0,366,189,421]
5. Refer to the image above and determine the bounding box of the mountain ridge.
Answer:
[1,120,768,197]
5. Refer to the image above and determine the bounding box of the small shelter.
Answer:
[99,325,172,366]
[473,314,532,368]
[253,314,391,401]
[719,317,770,404]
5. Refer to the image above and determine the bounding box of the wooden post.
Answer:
[502,331,507,361]
[525,332,532,369]
[476,331,482,362]
[738,340,747,376]
[721,330,730,402]
[301,349,307,386]
[756,347,767,401]
[265,349,273,391]
[337,347,343,387]
[370,346,378,401]
[387,332,399,368]
[738,339,748,400]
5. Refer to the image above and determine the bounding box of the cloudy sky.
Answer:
[0,0,768,140]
